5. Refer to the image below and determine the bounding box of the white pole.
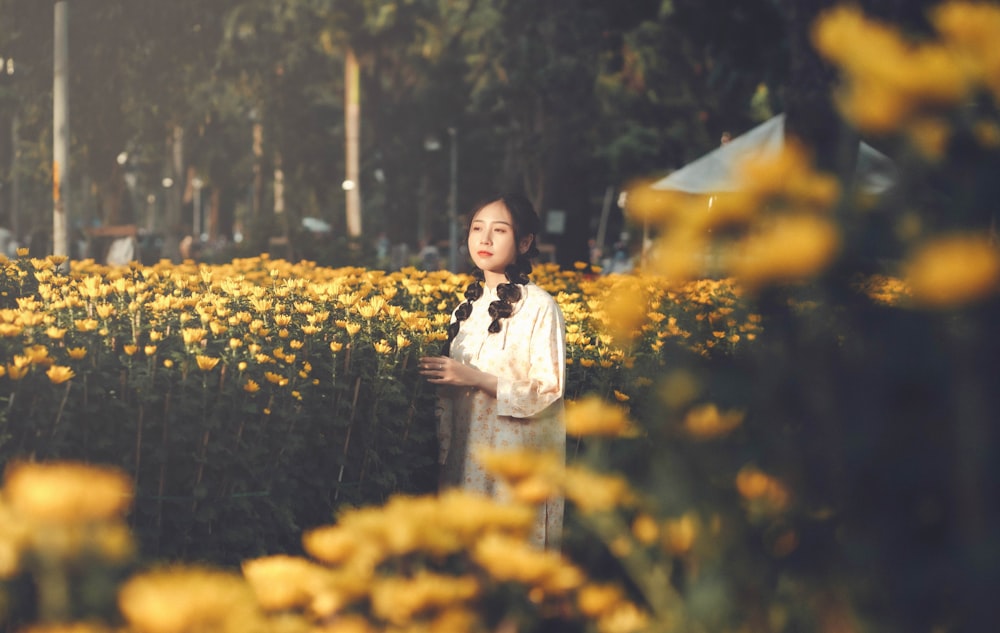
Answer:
[53,0,70,260]
[448,127,457,271]
[344,47,361,237]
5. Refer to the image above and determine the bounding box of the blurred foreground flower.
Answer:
[683,403,745,439]
[726,215,841,289]
[566,395,640,438]
[813,4,969,135]
[4,461,132,524]
[903,233,1000,308]
[119,566,268,633]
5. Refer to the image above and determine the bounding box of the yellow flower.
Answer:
[563,466,634,513]
[330,341,344,353]
[302,525,359,565]
[726,215,840,288]
[735,466,791,512]
[123,344,138,357]
[46,365,75,385]
[631,513,659,545]
[904,233,1000,308]
[345,322,362,336]
[74,318,99,332]
[196,355,220,372]
[4,461,132,523]
[209,321,228,336]
[683,403,745,440]
[163,359,174,369]
[242,555,331,612]
[264,371,288,387]
[45,326,67,340]
[472,532,584,590]
[565,395,639,437]
[144,345,158,356]
[370,571,480,625]
[24,345,51,366]
[373,339,392,354]
[182,328,208,346]
[597,599,649,633]
[17,622,113,633]
[663,512,699,554]
[243,379,260,393]
[578,583,627,618]
[5,362,29,380]
[67,347,87,360]
[118,566,266,633]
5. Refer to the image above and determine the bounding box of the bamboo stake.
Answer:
[154,388,171,555]
[334,376,362,501]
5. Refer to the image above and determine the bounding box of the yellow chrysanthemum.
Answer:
[903,234,1000,308]
[370,571,480,625]
[242,555,331,612]
[182,327,208,346]
[196,355,220,372]
[472,532,584,591]
[662,512,699,554]
[683,403,745,439]
[118,566,266,633]
[46,365,75,385]
[565,395,639,438]
[735,466,791,513]
[563,466,635,513]
[726,215,840,288]
[4,461,132,523]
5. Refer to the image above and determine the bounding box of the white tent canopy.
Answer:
[650,114,897,195]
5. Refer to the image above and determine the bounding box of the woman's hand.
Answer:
[419,355,498,397]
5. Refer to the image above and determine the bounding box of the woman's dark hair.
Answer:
[441,193,540,355]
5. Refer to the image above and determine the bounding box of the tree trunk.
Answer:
[160,125,184,262]
[780,0,850,176]
[345,47,362,238]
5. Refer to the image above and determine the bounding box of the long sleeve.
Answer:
[495,296,566,419]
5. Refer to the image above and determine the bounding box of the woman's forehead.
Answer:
[472,201,513,224]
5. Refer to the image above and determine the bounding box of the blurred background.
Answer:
[0,0,937,270]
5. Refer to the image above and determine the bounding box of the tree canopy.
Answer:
[0,0,907,265]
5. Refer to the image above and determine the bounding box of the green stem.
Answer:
[50,381,72,440]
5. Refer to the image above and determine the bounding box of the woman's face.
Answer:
[467,201,532,276]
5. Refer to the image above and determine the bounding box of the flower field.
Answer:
[0,253,765,565]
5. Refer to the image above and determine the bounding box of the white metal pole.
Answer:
[53,0,70,260]
[448,127,457,271]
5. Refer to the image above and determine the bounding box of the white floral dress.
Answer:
[436,282,566,548]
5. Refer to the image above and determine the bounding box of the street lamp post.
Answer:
[192,176,204,241]
[447,127,458,272]
[0,55,17,240]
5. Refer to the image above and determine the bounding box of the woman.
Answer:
[419,193,566,549]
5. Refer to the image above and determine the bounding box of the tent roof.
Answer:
[650,114,897,195]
